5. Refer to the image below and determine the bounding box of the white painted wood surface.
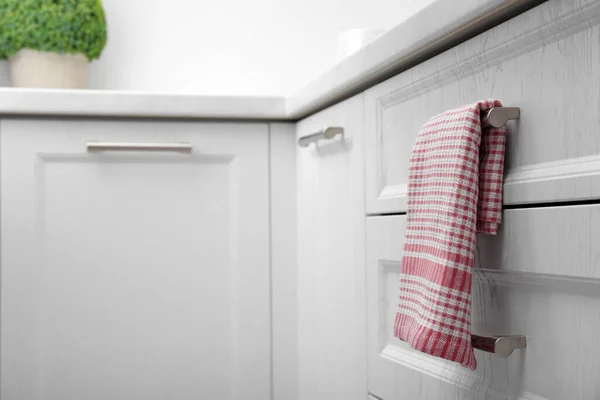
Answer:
[0,119,271,400]
[365,0,600,214]
[367,207,600,400]
[269,123,298,400]
[296,95,367,400]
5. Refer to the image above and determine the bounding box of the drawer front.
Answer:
[365,0,600,214]
[367,205,600,399]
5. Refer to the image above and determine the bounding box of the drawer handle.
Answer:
[87,142,193,153]
[298,127,344,147]
[482,107,520,128]
[471,335,527,357]
[399,334,526,358]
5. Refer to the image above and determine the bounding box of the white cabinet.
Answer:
[361,1,600,399]
[0,119,271,400]
[365,0,600,214]
[367,209,600,400]
[296,95,367,400]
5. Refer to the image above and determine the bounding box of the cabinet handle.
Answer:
[87,142,193,153]
[298,127,344,147]
[471,335,527,357]
[481,107,520,128]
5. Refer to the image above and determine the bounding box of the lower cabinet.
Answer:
[0,119,271,400]
[367,207,600,400]
[296,95,367,400]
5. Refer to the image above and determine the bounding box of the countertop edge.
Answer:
[0,0,546,121]
[285,0,546,120]
[0,89,288,121]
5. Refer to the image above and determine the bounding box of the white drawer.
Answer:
[367,204,600,399]
[365,0,600,214]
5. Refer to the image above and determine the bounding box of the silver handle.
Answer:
[399,334,526,358]
[87,142,193,153]
[471,335,527,357]
[482,107,520,128]
[298,127,344,147]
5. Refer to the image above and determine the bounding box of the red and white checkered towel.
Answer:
[393,100,507,370]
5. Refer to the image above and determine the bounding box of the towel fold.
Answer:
[393,99,507,370]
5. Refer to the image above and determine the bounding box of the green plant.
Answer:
[0,0,107,61]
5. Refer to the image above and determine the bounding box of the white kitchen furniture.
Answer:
[365,0,600,214]
[361,0,600,399]
[367,209,600,400]
[1,0,600,399]
[0,119,271,400]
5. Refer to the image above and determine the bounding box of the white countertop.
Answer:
[0,0,542,121]
[0,89,287,120]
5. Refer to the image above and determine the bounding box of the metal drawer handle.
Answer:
[400,334,526,358]
[298,126,344,147]
[87,142,193,153]
[471,334,527,357]
[482,107,520,128]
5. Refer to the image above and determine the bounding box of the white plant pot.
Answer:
[9,49,89,89]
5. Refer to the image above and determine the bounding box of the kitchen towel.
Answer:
[393,99,507,370]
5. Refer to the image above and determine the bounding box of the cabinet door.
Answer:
[367,210,600,400]
[0,119,270,400]
[296,95,366,400]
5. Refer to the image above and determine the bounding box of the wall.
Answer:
[0,0,436,95]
